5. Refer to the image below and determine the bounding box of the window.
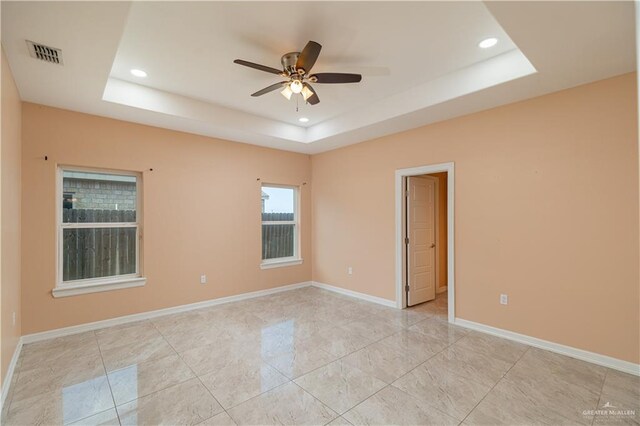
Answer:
[261,185,302,269]
[54,167,145,297]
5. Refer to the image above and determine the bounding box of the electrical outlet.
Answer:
[500,294,508,305]
[12,312,16,326]
[348,267,353,275]
[200,275,207,284]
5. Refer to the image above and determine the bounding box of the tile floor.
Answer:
[2,287,638,425]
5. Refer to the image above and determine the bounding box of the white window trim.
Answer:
[260,257,303,270]
[261,184,302,268]
[54,165,145,298]
[52,276,147,298]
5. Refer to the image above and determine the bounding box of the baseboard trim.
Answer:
[12,280,638,388]
[1,337,23,415]
[436,285,448,294]
[312,281,396,308]
[22,281,312,344]
[454,318,640,377]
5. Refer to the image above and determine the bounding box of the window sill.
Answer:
[52,277,147,298]
[260,258,303,270]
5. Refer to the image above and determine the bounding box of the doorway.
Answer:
[395,163,454,323]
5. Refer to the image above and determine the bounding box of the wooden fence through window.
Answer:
[62,210,294,279]
[262,212,294,260]
[62,209,137,281]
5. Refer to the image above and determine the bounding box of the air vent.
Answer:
[26,40,63,65]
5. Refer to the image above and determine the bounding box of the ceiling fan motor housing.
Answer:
[281,52,300,74]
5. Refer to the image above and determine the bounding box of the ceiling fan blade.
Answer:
[304,83,320,105]
[234,59,283,75]
[310,73,362,83]
[251,82,288,97]
[296,41,322,73]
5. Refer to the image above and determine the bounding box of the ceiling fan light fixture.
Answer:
[301,85,314,102]
[290,80,303,94]
[281,85,293,100]
[234,40,362,106]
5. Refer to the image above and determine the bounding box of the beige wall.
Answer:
[13,71,640,365]
[21,103,311,334]
[1,48,22,382]
[312,73,639,364]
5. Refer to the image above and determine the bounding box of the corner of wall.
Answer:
[1,45,23,392]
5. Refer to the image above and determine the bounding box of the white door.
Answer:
[406,176,436,306]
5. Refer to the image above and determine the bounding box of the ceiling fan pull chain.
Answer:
[296,96,299,112]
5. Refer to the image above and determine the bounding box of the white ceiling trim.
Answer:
[308,49,536,143]
[103,78,308,143]
[1,1,635,154]
[103,49,536,146]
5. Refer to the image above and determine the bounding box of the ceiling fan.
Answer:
[233,41,362,106]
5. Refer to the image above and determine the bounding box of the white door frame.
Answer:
[395,162,455,324]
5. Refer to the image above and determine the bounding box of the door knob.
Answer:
[430,243,436,248]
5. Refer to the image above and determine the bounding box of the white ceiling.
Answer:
[1,1,636,154]
[111,2,516,126]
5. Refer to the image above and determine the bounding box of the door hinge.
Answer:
[405,190,409,197]
[405,284,410,292]
[404,237,409,245]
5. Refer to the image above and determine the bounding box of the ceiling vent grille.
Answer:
[26,40,63,65]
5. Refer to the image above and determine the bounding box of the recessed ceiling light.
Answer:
[130,69,147,78]
[298,117,309,123]
[478,37,498,49]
